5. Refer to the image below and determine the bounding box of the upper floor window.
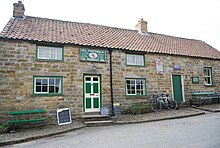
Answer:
[203,67,213,85]
[126,54,144,66]
[37,46,63,60]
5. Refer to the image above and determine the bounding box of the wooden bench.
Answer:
[191,92,220,105]
[8,110,46,130]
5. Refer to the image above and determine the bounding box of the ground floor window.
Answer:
[33,76,63,95]
[126,78,146,96]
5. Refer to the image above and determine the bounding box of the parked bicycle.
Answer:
[150,93,177,112]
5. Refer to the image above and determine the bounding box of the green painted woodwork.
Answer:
[93,83,98,93]
[80,48,106,62]
[8,118,46,124]
[8,110,45,115]
[93,98,99,108]
[86,98,91,109]
[86,83,91,93]
[172,75,183,102]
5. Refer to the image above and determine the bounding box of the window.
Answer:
[126,54,144,66]
[37,46,63,60]
[203,67,213,85]
[34,76,63,95]
[126,79,146,96]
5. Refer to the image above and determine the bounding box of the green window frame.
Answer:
[33,76,63,95]
[126,78,146,96]
[203,67,213,85]
[36,46,63,61]
[126,54,144,66]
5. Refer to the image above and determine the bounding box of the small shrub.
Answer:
[140,103,150,114]
[0,124,9,133]
[130,105,141,115]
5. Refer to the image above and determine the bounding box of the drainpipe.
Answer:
[108,48,114,115]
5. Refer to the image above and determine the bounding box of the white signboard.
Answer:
[155,59,164,74]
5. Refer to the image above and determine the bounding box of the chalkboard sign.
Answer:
[113,103,121,117]
[57,108,72,125]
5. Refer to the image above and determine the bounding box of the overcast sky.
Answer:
[0,0,220,51]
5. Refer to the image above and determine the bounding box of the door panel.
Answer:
[172,75,183,102]
[84,76,101,112]
[93,98,99,108]
[86,98,91,109]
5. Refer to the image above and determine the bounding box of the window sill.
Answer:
[32,94,63,97]
[204,85,216,87]
[35,59,64,62]
[126,65,145,67]
[125,95,147,99]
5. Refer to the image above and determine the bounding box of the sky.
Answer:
[0,0,220,51]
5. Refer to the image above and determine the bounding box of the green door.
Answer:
[84,76,101,112]
[172,75,183,102]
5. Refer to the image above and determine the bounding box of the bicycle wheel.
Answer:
[167,100,177,110]
[150,99,162,112]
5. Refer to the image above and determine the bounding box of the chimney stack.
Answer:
[13,1,25,18]
[135,18,148,34]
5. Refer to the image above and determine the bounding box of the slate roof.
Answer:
[0,16,220,59]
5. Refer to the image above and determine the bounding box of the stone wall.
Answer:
[0,39,219,122]
[111,50,220,112]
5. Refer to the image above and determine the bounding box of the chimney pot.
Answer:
[13,1,25,18]
[135,18,148,34]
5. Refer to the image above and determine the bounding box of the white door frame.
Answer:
[84,75,101,112]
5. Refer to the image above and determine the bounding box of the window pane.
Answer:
[36,79,41,85]
[36,86,41,92]
[42,86,48,92]
[86,77,91,81]
[49,86,54,93]
[55,86,60,93]
[93,77,98,81]
[55,78,61,85]
[49,78,55,85]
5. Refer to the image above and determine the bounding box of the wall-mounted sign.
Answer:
[155,59,163,74]
[173,65,180,70]
[192,76,199,84]
[57,108,72,125]
[80,48,106,62]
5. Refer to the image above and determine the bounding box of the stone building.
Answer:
[0,1,220,119]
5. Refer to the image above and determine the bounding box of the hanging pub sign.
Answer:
[80,48,106,62]
[57,108,72,125]
[173,65,181,70]
[155,59,164,74]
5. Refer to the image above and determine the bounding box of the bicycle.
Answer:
[150,93,177,112]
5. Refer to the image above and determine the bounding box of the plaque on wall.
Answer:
[57,108,72,125]
[192,76,199,84]
[80,48,106,62]
[155,59,163,74]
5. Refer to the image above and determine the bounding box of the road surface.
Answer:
[7,112,220,148]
